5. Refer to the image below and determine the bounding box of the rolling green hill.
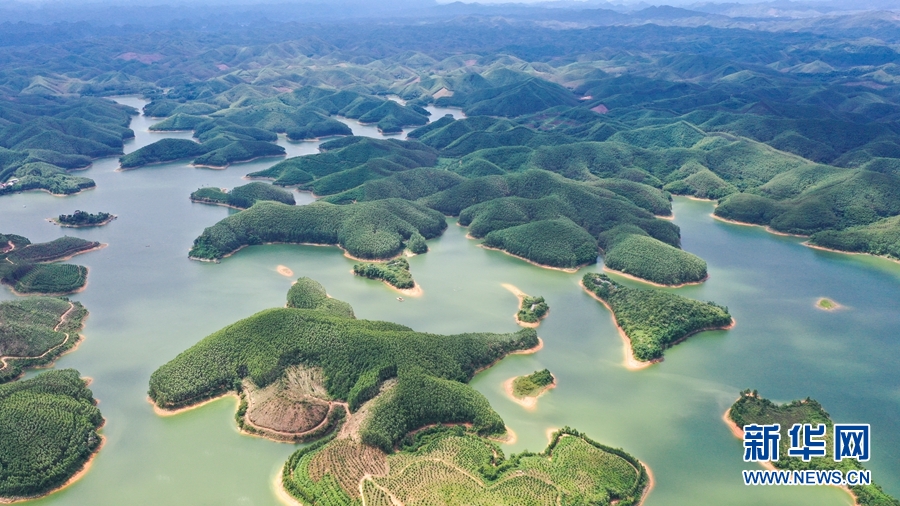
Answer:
[0,236,98,295]
[190,182,295,209]
[0,298,88,383]
[0,369,103,501]
[189,199,447,261]
[582,273,732,362]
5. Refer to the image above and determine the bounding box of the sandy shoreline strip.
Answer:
[640,461,655,506]
[274,469,304,506]
[580,281,656,370]
[472,337,544,378]
[190,241,406,264]
[711,214,808,238]
[722,408,857,505]
[501,283,545,328]
[50,243,107,262]
[276,265,294,277]
[479,244,583,273]
[805,242,900,266]
[149,392,239,417]
[602,266,708,288]
[490,426,517,445]
[192,153,286,170]
[713,211,900,265]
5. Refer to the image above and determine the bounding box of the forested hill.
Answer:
[4,4,900,264]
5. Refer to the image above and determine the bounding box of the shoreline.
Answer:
[2,184,95,198]
[472,337,544,378]
[804,242,900,266]
[580,281,735,370]
[711,214,808,238]
[712,210,900,266]
[191,153,286,170]
[48,215,117,228]
[681,195,718,202]
[602,266,708,288]
[478,244,584,273]
[116,154,200,171]
[501,283,546,328]
[189,198,247,211]
[45,243,107,263]
[274,469,304,506]
[149,392,239,417]
[722,408,857,505]
[580,281,656,370]
[391,282,422,297]
[502,374,557,411]
[491,426,517,445]
[640,461,656,506]
[191,241,406,264]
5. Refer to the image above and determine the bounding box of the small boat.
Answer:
[397,297,404,302]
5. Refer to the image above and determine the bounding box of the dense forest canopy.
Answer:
[1,2,899,264]
[3,3,900,503]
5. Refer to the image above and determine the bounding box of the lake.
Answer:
[3,98,897,505]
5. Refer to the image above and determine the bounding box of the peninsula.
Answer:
[582,273,733,367]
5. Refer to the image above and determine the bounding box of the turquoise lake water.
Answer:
[2,97,898,505]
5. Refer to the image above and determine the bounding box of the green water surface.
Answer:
[2,98,898,505]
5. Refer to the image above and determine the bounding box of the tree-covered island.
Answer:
[727,391,899,506]
[502,283,550,327]
[353,257,420,295]
[504,368,556,410]
[51,210,116,227]
[149,278,649,505]
[582,273,733,367]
